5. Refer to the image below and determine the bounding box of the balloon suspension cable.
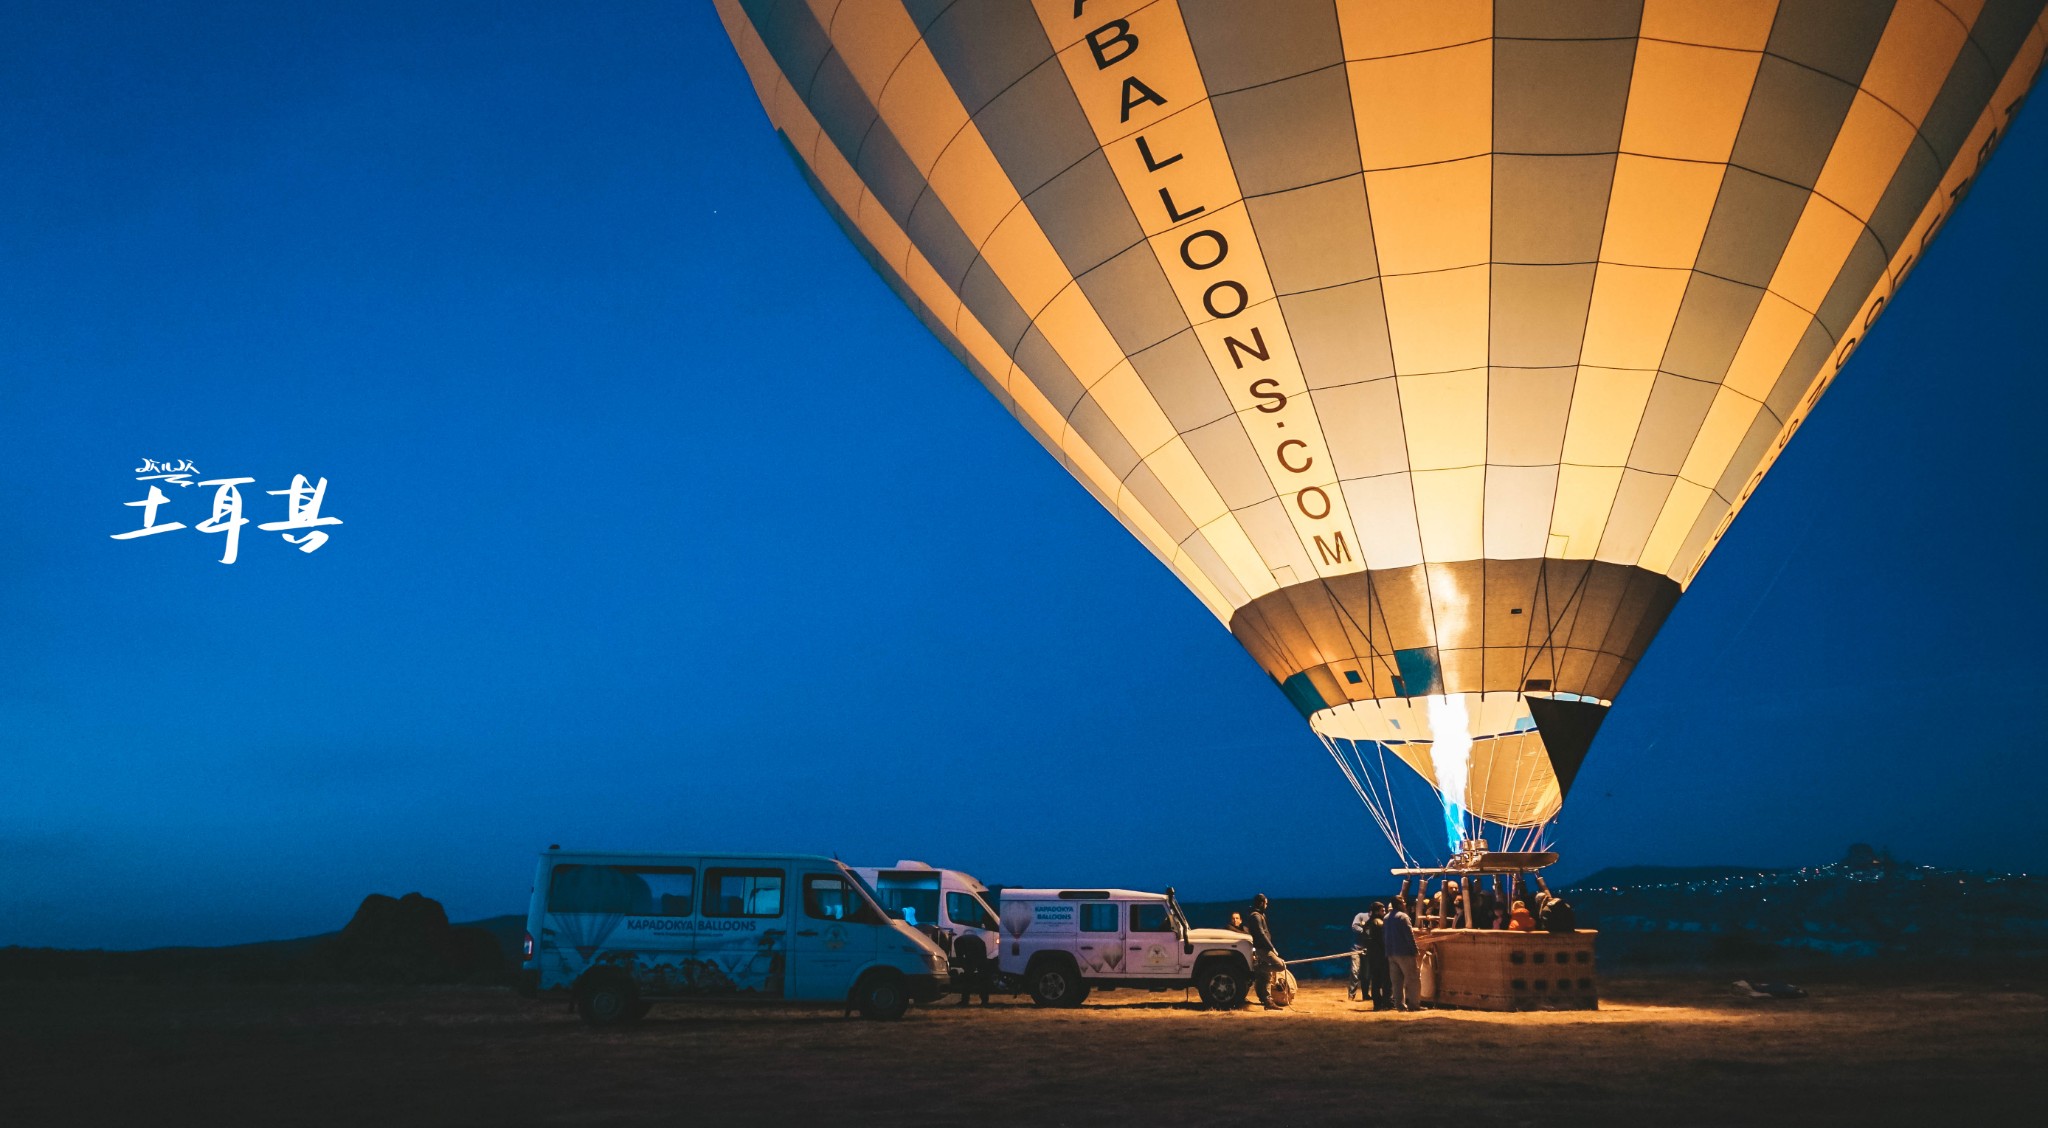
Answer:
[1316,725,1563,870]
[1315,731,1416,868]
[1377,737,1408,862]
[1314,731,1399,858]
[1501,735,1541,849]
[1469,734,1495,848]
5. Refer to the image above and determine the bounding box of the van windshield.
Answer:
[839,865,893,922]
[866,871,943,926]
[874,888,940,927]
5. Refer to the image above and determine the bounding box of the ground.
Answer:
[8,966,2043,1125]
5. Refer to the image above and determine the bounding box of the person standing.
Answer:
[1383,896,1420,1011]
[953,931,992,1006]
[1246,894,1285,1008]
[1466,880,1495,931]
[1348,906,1370,1000]
[1364,901,1391,1009]
[1534,874,1577,933]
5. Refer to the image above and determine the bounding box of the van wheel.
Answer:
[576,971,641,1027]
[1195,958,1249,1009]
[1028,960,1087,1007]
[854,970,910,1020]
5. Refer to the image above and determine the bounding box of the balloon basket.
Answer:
[1417,928,1599,1012]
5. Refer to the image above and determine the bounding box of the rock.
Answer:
[317,893,506,984]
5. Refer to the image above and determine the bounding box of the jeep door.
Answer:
[1125,901,1185,979]
[1075,902,1125,976]
[788,870,881,1001]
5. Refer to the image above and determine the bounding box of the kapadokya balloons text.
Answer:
[722,0,2046,835]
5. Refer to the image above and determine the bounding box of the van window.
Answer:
[1129,903,1174,933]
[643,868,697,916]
[547,865,696,916]
[704,868,784,918]
[947,891,994,931]
[1079,903,1119,932]
[803,874,860,921]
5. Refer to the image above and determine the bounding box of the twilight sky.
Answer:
[5,2,2046,949]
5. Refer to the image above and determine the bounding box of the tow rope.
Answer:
[1282,952,1356,967]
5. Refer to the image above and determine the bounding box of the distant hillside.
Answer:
[465,914,526,964]
[1572,865,1771,889]
[14,853,2047,981]
[1181,854,2048,971]
[0,894,509,984]
[1568,859,2048,964]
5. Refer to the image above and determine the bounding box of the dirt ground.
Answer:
[7,967,2044,1126]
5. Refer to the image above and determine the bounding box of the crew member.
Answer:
[1246,894,1285,1008]
[1364,901,1391,1009]
[1348,906,1370,1000]
[953,930,992,1006]
[1384,896,1419,1011]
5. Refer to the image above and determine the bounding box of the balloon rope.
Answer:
[1504,735,1534,835]
[1360,741,1411,865]
[1315,731,1399,851]
[1470,729,1495,847]
[1365,738,1417,867]
[1704,515,1817,678]
[1375,738,1412,865]
[1320,732,1417,867]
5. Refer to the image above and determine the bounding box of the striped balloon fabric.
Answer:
[719,0,2045,835]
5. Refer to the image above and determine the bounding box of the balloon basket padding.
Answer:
[1416,929,1599,1012]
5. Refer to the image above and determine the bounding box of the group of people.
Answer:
[1346,874,1577,1010]
[951,879,1580,1011]
[1401,872,1576,933]
[1227,878,1576,1013]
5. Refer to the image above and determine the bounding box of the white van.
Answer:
[851,860,999,965]
[520,848,951,1024]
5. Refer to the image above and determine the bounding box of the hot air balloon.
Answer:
[717,0,2046,861]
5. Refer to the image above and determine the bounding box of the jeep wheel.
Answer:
[1195,959,1249,1009]
[576,971,641,1027]
[1028,961,1087,1007]
[854,970,910,1021]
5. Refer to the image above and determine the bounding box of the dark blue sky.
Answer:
[5,2,2045,949]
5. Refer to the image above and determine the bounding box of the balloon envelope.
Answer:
[719,0,2047,829]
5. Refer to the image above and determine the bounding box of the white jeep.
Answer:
[995,887,1254,1008]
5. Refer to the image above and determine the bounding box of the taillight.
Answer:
[522,931,534,958]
